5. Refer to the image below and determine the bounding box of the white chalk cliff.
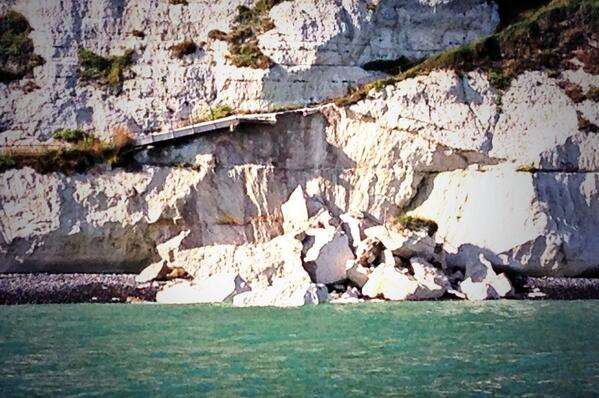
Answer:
[1,0,598,279]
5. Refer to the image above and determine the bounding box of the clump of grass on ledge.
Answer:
[78,48,134,94]
[0,153,16,172]
[334,0,598,107]
[169,40,197,59]
[1,127,134,174]
[394,214,439,237]
[0,11,45,84]
[186,104,235,125]
[53,129,92,143]
[516,164,538,173]
[169,0,188,5]
[208,0,289,68]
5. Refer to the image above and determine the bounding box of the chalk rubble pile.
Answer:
[138,186,514,306]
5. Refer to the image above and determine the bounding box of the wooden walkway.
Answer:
[133,113,279,147]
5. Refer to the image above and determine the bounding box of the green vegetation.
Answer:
[395,214,438,237]
[335,0,599,106]
[53,129,91,143]
[208,0,290,68]
[517,164,538,173]
[206,105,234,120]
[0,11,45,83]
[487,69,511,90]
[78,48,134,93]
[169,40,197,59]
[0,153,16,172]
[1,127,134,174]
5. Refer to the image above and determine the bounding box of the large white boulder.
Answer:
[135,261,170,284]
[303,228,355,284]
[410,165,599,276]
[156,231,190,263]
[156,273,249,304]
[232,276,328,307]
[410,257,450,300]
[458,254,513,300]
[281,185,309,233]
[362,265,419,301]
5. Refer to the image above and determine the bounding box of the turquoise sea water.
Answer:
[1,301,598,397]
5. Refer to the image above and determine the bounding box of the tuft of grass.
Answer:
[53,129,91,143]
[207,105,234,120]
[517,164,538,172]
[169,0,188,5]
[395,214,439,237]
[0,153,16,172]
[0,11,45,83]
[488,68,512,90]
[78,48,134,94]
[169,40,197,59]
[333,0,599,106]
[208,0,290,69]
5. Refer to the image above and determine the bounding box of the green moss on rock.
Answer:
[78,48,134,94]
[208,0,290,69]
[0,11,45,84]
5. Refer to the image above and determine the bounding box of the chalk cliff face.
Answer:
[0,0,598,278]
[0,0,498,142]
[1,66,598,276]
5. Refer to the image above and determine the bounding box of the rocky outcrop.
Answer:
[0,0,498,143]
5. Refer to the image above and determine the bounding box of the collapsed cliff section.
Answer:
[0,0,497,143]
[0,0,598,277]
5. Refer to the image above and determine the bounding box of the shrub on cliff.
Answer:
[53,129,91,143]
[169,40,198,59]
[78,48,134,94]
[208,0,290,68]
[0,11,45,83]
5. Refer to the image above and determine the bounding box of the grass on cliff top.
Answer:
[78,48,134,94]
[0,11,45,84]
[208,0,290,68]
[0,127,134,174]
[335,0,599,106]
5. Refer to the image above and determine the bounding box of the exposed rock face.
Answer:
[1,65,597,277]
[0,0,498,143]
